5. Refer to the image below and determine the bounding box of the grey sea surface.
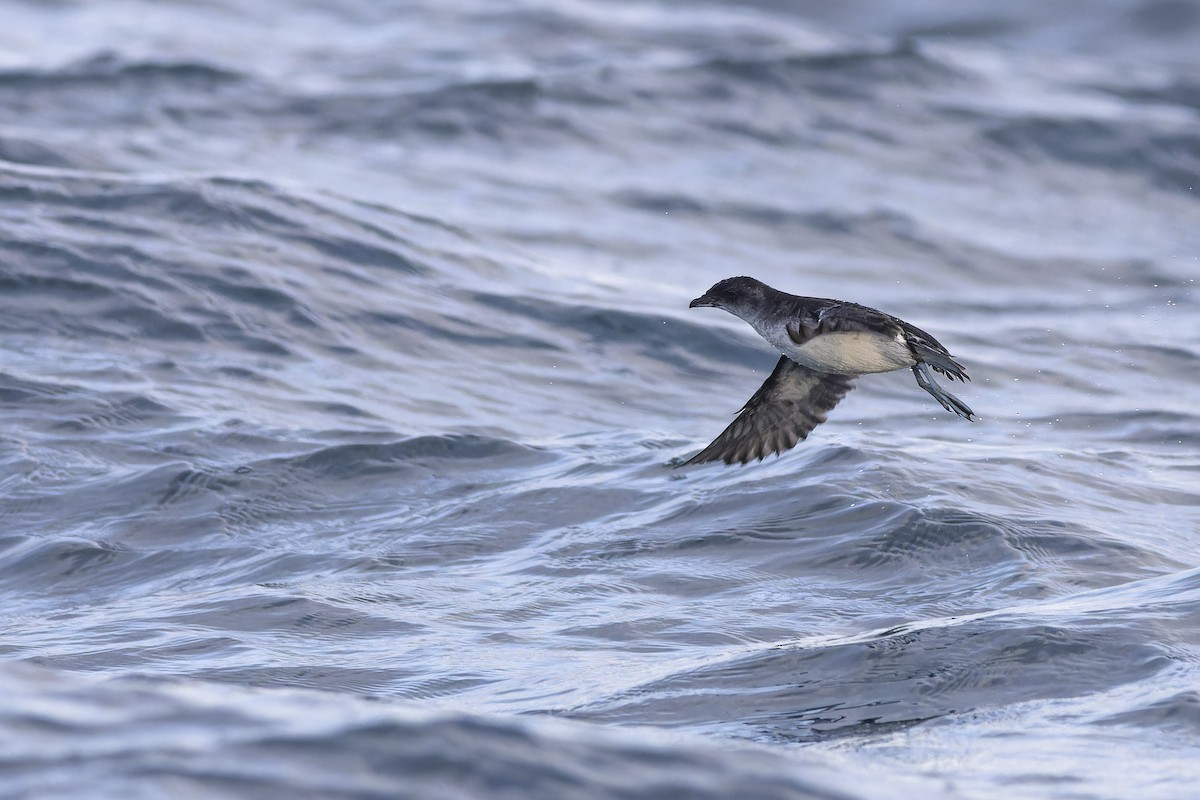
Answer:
[2,1,1199,798]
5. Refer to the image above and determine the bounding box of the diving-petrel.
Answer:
[686,276,975,465]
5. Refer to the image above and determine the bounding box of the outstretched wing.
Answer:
[686,356,856,466]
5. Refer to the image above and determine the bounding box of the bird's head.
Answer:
[689,276,770,317]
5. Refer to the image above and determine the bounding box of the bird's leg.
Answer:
[912,362,975,420]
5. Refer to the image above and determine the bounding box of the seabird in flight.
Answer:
[686,276,974,465]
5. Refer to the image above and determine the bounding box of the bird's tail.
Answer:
[910,342,969,382]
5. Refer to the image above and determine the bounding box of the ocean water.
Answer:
[1,1,1199,798]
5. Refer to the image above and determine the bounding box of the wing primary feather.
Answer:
[685,356,856,466]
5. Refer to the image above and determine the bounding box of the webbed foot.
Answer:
[913,362,975,420]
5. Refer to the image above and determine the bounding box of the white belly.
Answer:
[781,331,915,375]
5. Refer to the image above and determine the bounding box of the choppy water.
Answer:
[2,2,1199,798]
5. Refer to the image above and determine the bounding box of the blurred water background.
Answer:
[1,1,1199,798]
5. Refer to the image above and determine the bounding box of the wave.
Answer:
[696,39,966,96]
[983,116,1200,195]
[0,664,941,800]
[0,52,246,88]
[567,569,1194,740]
